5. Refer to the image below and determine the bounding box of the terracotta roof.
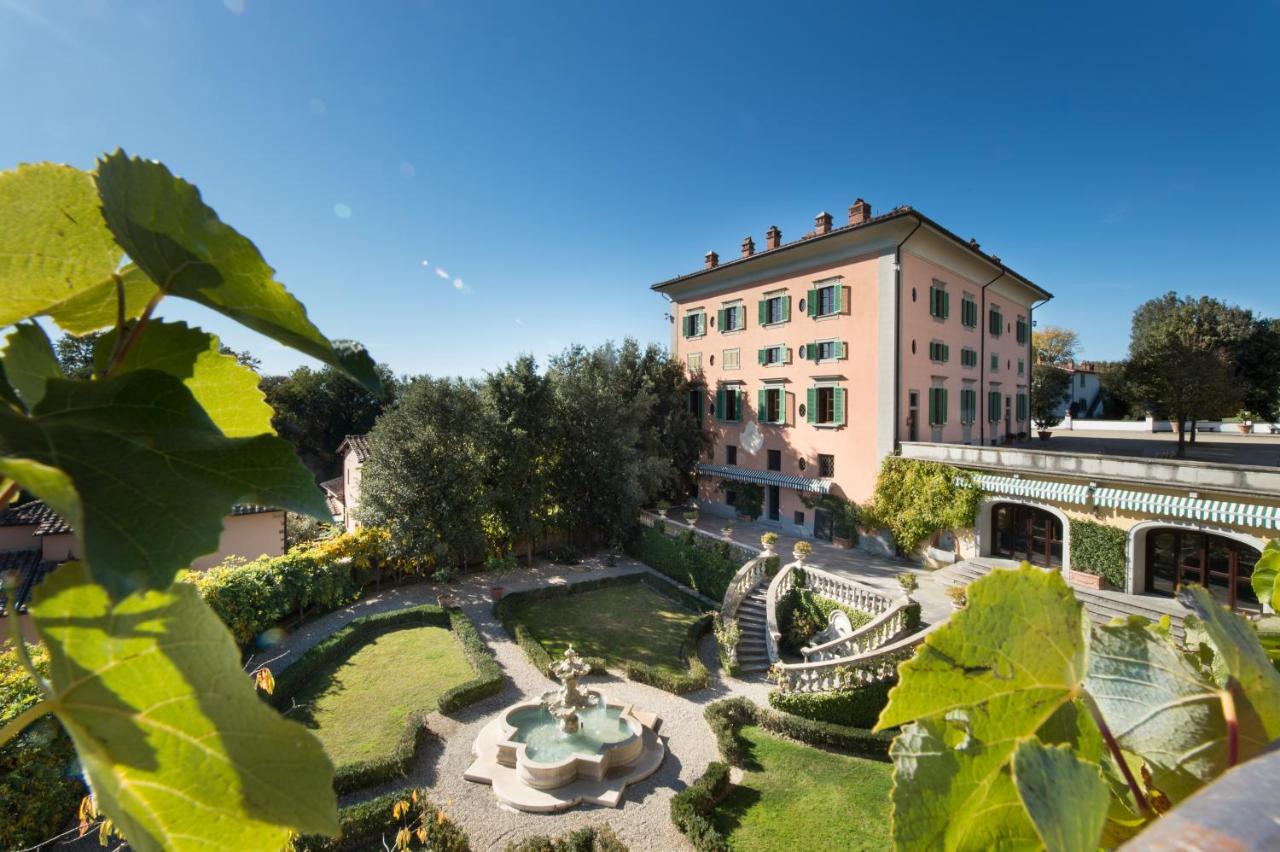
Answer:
[649,205,1050,300]
[320,477,345,518]
[0,549,57,613]
[0,500,275,535]
[339,434,370,462]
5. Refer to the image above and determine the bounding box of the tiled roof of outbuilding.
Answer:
[0,500,276,535]
[339,434,370,462]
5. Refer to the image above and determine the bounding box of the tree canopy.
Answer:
[1031,325,1080,366]
[1030,364,1072,429]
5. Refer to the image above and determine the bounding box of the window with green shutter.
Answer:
[929,341,949,363]
[1016,392,1028,422]
[832,387,845,425]
[760,295,790,326]
[684,312,706,338]
[806,288,819,317]
[960,388,976,424]
[810,284,842,317]
[990,354,999,372]
[758,387,785,424]
[928,387,948,426]
[961,347,977,368]
[1016,317,1027,344]
[806,387,817,423]
[987,390,1002,423]
[961,296,978,328]
[929,283,950,320]
[989,308,1003,337]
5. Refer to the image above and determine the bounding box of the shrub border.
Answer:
[495,572,713,694]
[271,604,502,794]
[293,786,470,852]
[670,697,894,851]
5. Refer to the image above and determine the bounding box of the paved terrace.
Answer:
[1021,429,1280,468]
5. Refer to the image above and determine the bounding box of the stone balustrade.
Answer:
[721,553,775,619]
[796,565,896,615]
[801,602,912,662]
[775,625,942,694]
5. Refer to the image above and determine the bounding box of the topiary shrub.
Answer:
[767,680,895,729]
[776,585,871,655]
[505,824,628,851]
[1,642,86,851]
[1068,518,1127,588]
[669,761,732,852]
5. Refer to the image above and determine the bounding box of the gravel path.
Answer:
[269,554,773,851]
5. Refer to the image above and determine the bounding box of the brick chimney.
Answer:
[969,238,981,251]
[741,236,755,258]
[704,250,719,269]
[765,225,782,250]
[814,211,832,235]
[848,198,872,225]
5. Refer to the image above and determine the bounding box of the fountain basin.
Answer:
[464,689,665,812]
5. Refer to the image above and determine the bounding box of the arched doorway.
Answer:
[990,502,1064,568]
[1145,528,1261,612]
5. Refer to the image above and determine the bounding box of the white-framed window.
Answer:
[806,279,846,318]
[805,383,846,426]
[718,302,746,333]
[682,309,706,339]
[723,348,740,370]
[757,384,788,425]
[759,292,791,326]
[758,345,792,367]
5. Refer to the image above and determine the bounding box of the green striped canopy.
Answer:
[697,462,832,494]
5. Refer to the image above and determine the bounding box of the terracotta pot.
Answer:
[833,536,854,549]
[1069,570,1105,590]
[437,594,456,609]
[489,586,506,601]
[1038,430,1052,440]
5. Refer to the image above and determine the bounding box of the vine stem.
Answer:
[0,698,53,749]
[104,289,164,377]
[0,481,17,509]
[1082,690,1153,817]
[1219,686,1238,768]
[7,603,49,692]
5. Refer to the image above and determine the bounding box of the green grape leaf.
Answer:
[1085,619,1225,803]
[94,320,274,438]
[93,150,381,394]
[1012,740,1109,852]
[0,163,122,326]
[2,322,62,409]
[30,561,337,852]
[877,566,1088,731]
[0,359,21,409]
[0,371,328,597]
[43,264,160,335]
[1179,584,1280,746]
[878,567,1089,850]
[1250,541,1280,613]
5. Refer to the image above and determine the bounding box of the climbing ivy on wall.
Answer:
[0,153,382,850]
[1069,518,1128,588]
[861,457,982,554]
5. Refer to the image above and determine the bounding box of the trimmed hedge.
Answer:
[1,643,85,851]
[626,524,745,601]
[1069,518,1127,588]
[776,583,872,655]
[294,787,470,852]
[505,824,629,851]
[767,680,894,729]
[271,604,501,793]
[671,697,894,850]
[496,573,711,693]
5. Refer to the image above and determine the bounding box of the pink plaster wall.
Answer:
[190,511,286,571]
[674,252,885,506]
[899,251,1035,446]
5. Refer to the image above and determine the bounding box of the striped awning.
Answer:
[977,475,1090,505]
[1094,488,1280,530]
[697,463,833,494]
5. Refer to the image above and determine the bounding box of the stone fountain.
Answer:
[464,647,665,812]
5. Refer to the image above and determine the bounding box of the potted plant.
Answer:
[945,584,967,610]
[437,591,456,609]
[733,483,764,523]
[897,572,919,599]
[760,531,779,554]
[683,509,699,525]
[655,499,670,518]
[721,521,734,538]
[1069,568,1107,590]
[1030,363,1071,440]
[793,540,812,565]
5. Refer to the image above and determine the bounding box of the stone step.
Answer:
[737,612,766,625]
[738,601,766,613]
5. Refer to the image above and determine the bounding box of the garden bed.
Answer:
[272,605,501,793]
[495,573,712,694]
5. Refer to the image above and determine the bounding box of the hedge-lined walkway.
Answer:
[268,554,772,851]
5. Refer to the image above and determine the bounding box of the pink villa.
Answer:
[652,199,1051,540]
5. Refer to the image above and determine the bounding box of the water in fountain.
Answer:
[508,703,632,761]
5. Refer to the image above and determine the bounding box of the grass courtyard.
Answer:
[504,580,703,678]
[291,624,476,768]
[712,725,893,851]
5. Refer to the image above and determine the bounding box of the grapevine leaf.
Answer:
[1084,619,1225,803]
[43,264,160,335]
[0,371,328,597]
[1250,541,1280,613]
[1012,740,1109,852]
[889,715,1041,850]
[0,457,81,531]
[94,320,274,438]
[0,163,122,327]
[2,322,62,409]
[877,566,1088,731]
[1179,584,1280,744]
[93,150,381,394]
[30,561,337,852]
[0,360,21,409]
[878,567,1089,850]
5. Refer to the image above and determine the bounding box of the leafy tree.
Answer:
[219,343,261,371]
[1095,359,1142,419]
[1031,324,1080,366]
[1030,363,1072,430]
[482,355,553,566]
[53,330,103,379]
[0,153,380,850]
[1122,293,1267,454]
[262,363,397,478]
[356,376,489,577]
[877,566,1280,850]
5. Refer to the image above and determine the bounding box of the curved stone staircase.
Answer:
[734,586,771,673]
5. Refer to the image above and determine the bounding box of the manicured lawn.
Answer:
[712,725,893,851]
[508,582,702,677]
[291,625,475,768]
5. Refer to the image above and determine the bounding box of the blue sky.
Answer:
[2,1,1277,377]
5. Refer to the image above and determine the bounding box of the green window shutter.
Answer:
[682,316,691,337]
[737,305,746,330]
[943,344,950,362]
[758,389,767,422]
[928,389,937,425]
[941,388,949,424]
[806,387,817,424]
[801,343,812,361]
[837,341,847,359]
[943,290,951,319]
[757,348,767,366]
[717,308,726,330]
[833,387,846,425]
[832,285,844,314]
[758,300,767,325]
[806,289,818,317]
[781,296,791,322]
[698,313,706,335]
[929,286,938,317]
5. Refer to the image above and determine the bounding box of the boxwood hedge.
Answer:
[1069,518,1127,588]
